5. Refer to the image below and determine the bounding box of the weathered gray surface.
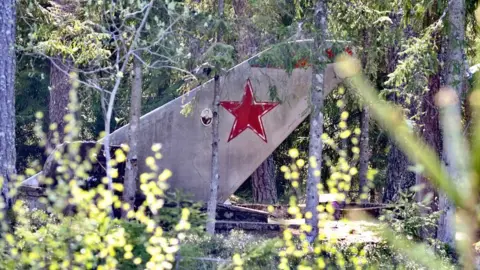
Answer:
[22,44,343,202]
[108,65,315,202]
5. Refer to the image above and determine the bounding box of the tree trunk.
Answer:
[383,139,416,202]
[49,58,72,146]
[233,0,278,204]
[251,155,277,204]
[416,74,442,208]
[437,0,466,247]
[206,0,224,235]
[232,0,258,61]
[358,106,370,202]
[206,74,220,235]
[122,53,142,217]
[306,0,328,243]
[48,0,76,147]
[383,94,416,202]
[0,0,16,215]
[413,7,446,239]
[383,13,416,203]
[358,30,370,203]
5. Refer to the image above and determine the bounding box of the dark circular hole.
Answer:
[202,116,212,126]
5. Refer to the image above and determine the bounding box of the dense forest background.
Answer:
[15,0,478,205]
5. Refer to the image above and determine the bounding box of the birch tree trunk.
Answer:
[0,0,16,213]
[306,0,328,243]
[437,0,466,247]
[122,53,143,217]
[206,0,224,235]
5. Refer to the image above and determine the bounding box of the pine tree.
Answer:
[232,0,278,204]
[48,0,76,145]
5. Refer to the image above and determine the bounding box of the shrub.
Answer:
[177,230,280,270]
[379,192,440,241]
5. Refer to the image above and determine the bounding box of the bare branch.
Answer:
[32,52,112,94]
[102,0,155,195]
[122,3,151,19]
[133,16,182,51]
[133,54,196,79]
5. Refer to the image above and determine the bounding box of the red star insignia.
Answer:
[220,79,279,143]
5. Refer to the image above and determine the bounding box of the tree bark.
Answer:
[437,0,466,247]
[413,6,446,239]
[383,93,416,203]
[251,156,277,204]
[49,58,72,145]
[48,0,76,146]
[306,0,328,243]
[232,0,258,61]
[0,0,16,215]
[232,0,278,204]
[416,74,442,209]
[383,13,416,203]
[206,0,224,235]
[383,138,416,202]
[358,30,370,203]
[358,106,370,202]
[122,53,143,217]
[206,74,221,235]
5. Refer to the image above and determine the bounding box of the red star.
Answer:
[220,79,279,143]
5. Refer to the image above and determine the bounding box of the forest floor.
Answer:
[268,218,381,243]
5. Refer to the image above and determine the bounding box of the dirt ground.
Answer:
[268,218,381,243]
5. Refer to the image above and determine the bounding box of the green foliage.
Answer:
[7,207,153,269]
[356,241,454,269]
[337,52,476,268]
[340,56,462,207]
[202,43,235,72]
[178,231,280,270]
[15,57,50,172]
[155,190,206,235]
[0,92,194,269]
[112,219,151,270]
[8,0,480,269]
[248,42,312,74]
[20,0,111,66]
[176,230,456,269]
[379,192,440,241]
[384,23,440,102]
